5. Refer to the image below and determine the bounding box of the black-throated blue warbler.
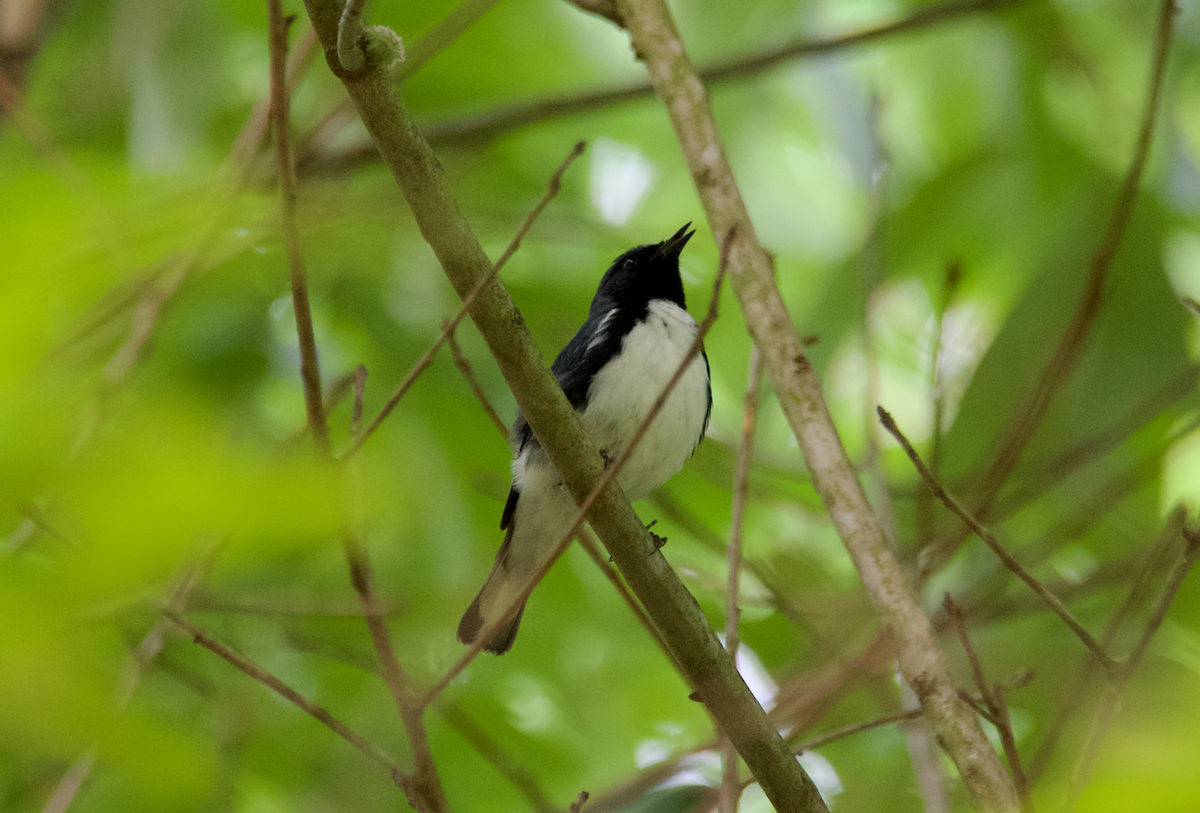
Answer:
[457,224,712,654]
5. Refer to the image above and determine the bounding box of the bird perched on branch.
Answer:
[457,224,712,654]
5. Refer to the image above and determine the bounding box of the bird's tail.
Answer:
[456,561,528,655]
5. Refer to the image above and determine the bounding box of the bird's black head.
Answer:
[593,223,695,312]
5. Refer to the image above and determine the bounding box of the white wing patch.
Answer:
[586,308,619,351]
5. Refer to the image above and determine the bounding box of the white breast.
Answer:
[580,299,709,502]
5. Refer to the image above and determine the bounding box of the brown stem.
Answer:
[447,328,509,438]
[300,1,842,804]
[271,5,448,809]
[945,595,1034,812]
[927,0,1178,573]
[343,140,585,459]
[1027,508,1186,781]
[1059,525,1199,812]
[427,0,1029,147]
[614,0,1014,806]
[787,710,923,756]
[162,610,403,779]
[880,407,1119,677]
[269,0,329,457]
[719,345,764,813]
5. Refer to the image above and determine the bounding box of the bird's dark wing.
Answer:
[501,301,635,531]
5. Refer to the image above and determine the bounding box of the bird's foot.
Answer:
[600,449,614,468]
[645,519,667,551]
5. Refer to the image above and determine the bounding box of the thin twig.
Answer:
[351,364,368,434]
[339,471,448,810]
[448,327,509,438]
[1120,527,1200,676]
[422,0,1028,146]
[574,528,684,677]
[944,595,1033,812]
[343,140,586,459]
[928,0,1178,574]
[232,22,317,170]
[270,0,330,458]
[570,791,591,813]
[41,557,210,813]
[424,229,732,705]
[719,345,764,813]
[879,407,1120,677]
[299,0,1031,173]
[916,261,963,549]
[943,595,996,709]
[992,683,1033,812]
[788,710,923,756]
[39,753,95,813]
[1059,525,1200,812]
[1027,508,1186,781]
[337,0,368,70]
[162,610,402,778]
[271,6,445,808]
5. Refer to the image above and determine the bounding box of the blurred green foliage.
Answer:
[2,0,1200,811]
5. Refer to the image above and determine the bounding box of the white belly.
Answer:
[580,299,709,501]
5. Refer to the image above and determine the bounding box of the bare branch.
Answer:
[926,0,1178,573]
[270,0,330,457]
[720,346,764,813]
[944,595,1033,812]
[613,0,1014,806]
[425,0,1029,147]
[271,5,447,808]
[448,328,509,438]
[299,0,840,802]
[1027,507,1186,782]
[574,528,682,675]
[343,141,585,459]
[788,710,923,756]
[880,407,1119,678]
[162,610,402,778]
[1059,524,1199,812]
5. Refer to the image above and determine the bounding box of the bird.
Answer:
[457,224,713,655]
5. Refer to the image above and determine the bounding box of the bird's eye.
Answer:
[622,258,637,271]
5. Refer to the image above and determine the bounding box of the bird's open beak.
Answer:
[657,223,695,258]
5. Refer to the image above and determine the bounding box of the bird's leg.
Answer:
[645,519,667,551]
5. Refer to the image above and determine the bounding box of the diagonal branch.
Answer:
[880,407,1119,678]
[269,5,448,810]
[926,0,1178,573]
[609,0,1015,808]
[944,595,1033,812]
[342,140,585,459]
[270,0,330,457]
[424,0,1029,147]
[163,610,404,780]
[298,0,1031,171]
[719,345,764,813]
[299,3,827,810]
[1059,524,1200,812]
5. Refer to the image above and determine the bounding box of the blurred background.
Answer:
[2,0,1200,810]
